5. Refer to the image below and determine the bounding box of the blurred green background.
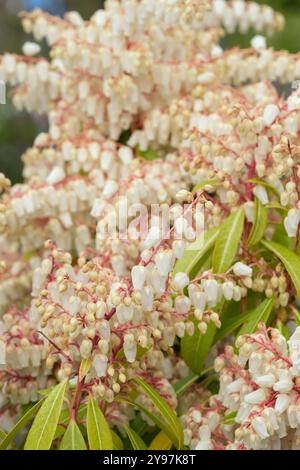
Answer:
[0,0,299,184]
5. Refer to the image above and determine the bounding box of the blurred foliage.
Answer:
[225,0,300,53]
[0,0,299,184]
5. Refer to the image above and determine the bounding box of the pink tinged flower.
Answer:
[131,265,147,290]
[233,262,253,277]
[175,295,191,314]
[202,279,220,305]
[102,180,118,198]
[46,166,65,185]
[116,305,134,323]
[192,291,207,311]
[252,417,270,439]
[284,209,300,238]
[226,378,244,393]
[141,286,154,311]
[255,374,276,387]
[251,35,267,51]
[244,388,266,404]
[253,185,269,205]
[154,251,174,276]
[195,440,213,451]
[222,281,234,300]
[273,379,294,393]
[124,334,137,363]
[173,240,186,259]
[275,394,291,414]
[93,354,108,377]
[173,272,190,290]
[0,341,6,365]
[262,104,280,127]
[118,146,133,165]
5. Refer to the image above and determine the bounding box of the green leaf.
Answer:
[124,425,147,450]
[0,428,7,442]
[181,320,216,374]
[24,381,68,450]
[214,308,256,344]
[173,227,219,278]
[117,397,176,448]
[111,431,124,450]
[212,208,245,273]
[87,397,113,450]
[261,240,300,297]
[247,198,267,247]
[0,399,45,450]
[59,421,87,450]
[237,297,275,337]
[55,404,87,440]
[149,431,172,450]
[137,147,159,161]
[132,377,183,449]
[173,373,199,396]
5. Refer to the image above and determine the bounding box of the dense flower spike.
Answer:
[2,0,300,451]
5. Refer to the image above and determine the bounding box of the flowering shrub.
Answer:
[1,0,300,451]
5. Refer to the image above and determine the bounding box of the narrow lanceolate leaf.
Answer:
[0,428,7,442]
[0,399,45,450]
[59,421,87,450]
[261,240,300,297]
[212,208,245,273]
[247,198,267,247]
[124,425,147,450]
[111,431,124,450]
[181,319,216,375]
[133,377,183,450]
[117,397,177,449]
[87,397,113,450]
[237,298,275,337]
[149,431,172,450]
[24,381,67,450]
[173,227,219,278]
[173,373,199,396]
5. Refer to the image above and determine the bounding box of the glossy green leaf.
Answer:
[0,399,45,450]
[214,308,256,344]
[247,198,267,247]
[212,208,245,273]
[181,320,216,375]
[173,227,219,278]
[55,404,87,440]
[149,431,172,450]
[0,429,7,442]
[87,397,113,450]
[133,377,183,449]
[261,240,300,297]
[237,297,275,337]
[117,397,177,448]
[137,147,159,161]
[24,381,67,450]
[124,425,147,450]
[111,431,124,450]
[59,421,87,450]
[173,373,199,396]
